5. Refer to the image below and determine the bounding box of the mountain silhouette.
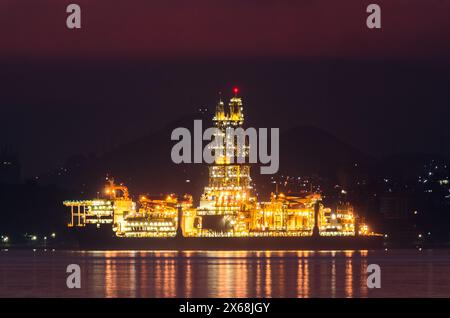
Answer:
[278,124,374,182]
[40,113,373,201]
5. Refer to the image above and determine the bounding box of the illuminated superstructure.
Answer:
[65,179,195,238]
[64,89,374,239]
[195,88,256,234]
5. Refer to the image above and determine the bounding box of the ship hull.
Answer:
[70,227,384,250]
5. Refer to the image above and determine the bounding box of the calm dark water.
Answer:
[1,249,450,297]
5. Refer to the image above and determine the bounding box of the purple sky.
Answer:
[1,0,450,61]
[1,1,450,176]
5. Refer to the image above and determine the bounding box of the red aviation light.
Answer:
[233,87,239,95]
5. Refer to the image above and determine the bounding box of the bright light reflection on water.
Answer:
[1,249,450,297]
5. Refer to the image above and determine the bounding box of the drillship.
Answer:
[64,89,383,250]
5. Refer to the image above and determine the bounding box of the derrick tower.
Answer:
[197,88,255,233]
